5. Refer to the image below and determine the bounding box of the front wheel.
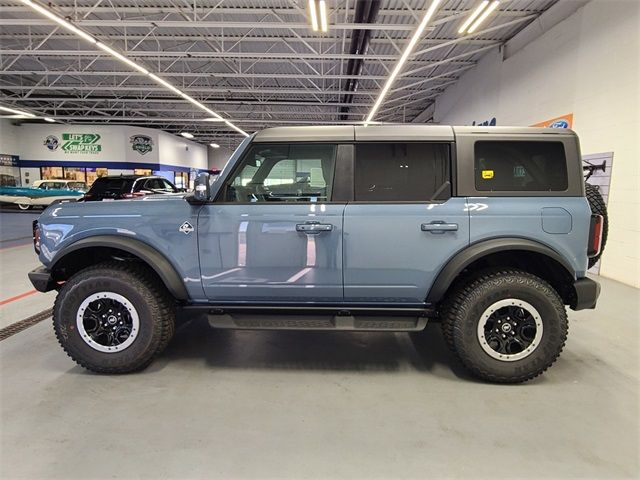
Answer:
[441,269,568,383]
[53,262,175,373]
[17,203,31,211]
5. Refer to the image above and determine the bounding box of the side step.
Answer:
[207,313,428,331]
[181,305,433,332]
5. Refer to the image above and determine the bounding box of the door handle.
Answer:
[296,222,333,234]
[421,222,458,233]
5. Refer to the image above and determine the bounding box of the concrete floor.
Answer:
[1,209,639,479]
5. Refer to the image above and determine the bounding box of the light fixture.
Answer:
[308,0,319,31]
[180,132,194,139]
[44,117,56,123]
[20,0,96,44]
[458,1,489,34]
[365,0,441,125]
[203,117,225,122]
[319,1,329,32]
[20,0,248,137]
[209,143,220,149]
[308,0,328,33]
[0,105,37,117]
[467,1,500,34]
[96,42,149,74]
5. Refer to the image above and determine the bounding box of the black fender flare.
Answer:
[52,235,189,300]
[426,237,575,304]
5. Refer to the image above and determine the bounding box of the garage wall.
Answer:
[434,0,640,287]
[5,123,207,171]
[0,119,20,155]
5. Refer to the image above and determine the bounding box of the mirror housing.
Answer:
[191,172,211,203]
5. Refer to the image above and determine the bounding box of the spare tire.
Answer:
[585,183,608,268]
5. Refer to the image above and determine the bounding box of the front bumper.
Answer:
[572,277,601,310]
[28,266,57,293]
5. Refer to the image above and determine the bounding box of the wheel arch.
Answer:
[427,238,577,306]
[50,235,189,300]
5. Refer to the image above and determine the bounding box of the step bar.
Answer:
[180,304,435,332]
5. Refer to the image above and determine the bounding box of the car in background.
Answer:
[82,175,180,201]
[0,178,86,210]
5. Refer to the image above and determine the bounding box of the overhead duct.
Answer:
[339,0,380,121]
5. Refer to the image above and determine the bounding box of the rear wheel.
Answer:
[441,269,568,383]
[17,203,31,211]
[585,183,608,268]
[53,262,175,373]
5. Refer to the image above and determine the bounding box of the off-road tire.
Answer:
[585,182,608,268]
[441,269,568,383]
[53,261,175,373]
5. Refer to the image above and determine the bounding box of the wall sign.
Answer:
[0,154,19,166]
[531,113,573,128]
[60,133,102,154]
[130,135,153,155]
[43,135,59,151]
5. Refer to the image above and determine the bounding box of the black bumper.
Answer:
[572,277,601,310]
[28,266,57,293]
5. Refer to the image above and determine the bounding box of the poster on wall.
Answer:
[583,152,614,275]
[531,113,574,129]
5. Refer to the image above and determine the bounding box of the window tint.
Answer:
[354,143,450,202]
[90,178,135,194]
[223,143,336,203]
[475,141,568,191]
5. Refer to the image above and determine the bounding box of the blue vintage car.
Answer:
[0,179,86,210]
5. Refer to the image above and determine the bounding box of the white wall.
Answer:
[434,0,640,288]
[0,119,20,155]
[4,123,207,170]
[208,145,234,170]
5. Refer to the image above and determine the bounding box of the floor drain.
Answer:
[0,308,53,341]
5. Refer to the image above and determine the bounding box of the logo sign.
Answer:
[531,114,573,129]
[0,154,19,166]
[61,133,102,154]
[179,221,194,235]
[130,135,153,155]
[43,135,59,151]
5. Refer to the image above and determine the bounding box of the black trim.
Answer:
[51,236,189,300]
[28,266,57,293]
[572,277,600,310]
[180,304,434,316]
[332,144,354,202]
[426,237,575,303]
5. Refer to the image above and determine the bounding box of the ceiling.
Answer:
[0,0,558,148]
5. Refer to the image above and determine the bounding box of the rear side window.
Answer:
[475,141,568,191]
[354,143,451,202]
[89,178,135,193]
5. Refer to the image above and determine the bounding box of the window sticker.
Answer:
[482,170,494,179]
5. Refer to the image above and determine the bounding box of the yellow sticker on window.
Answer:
[482,170,494,179]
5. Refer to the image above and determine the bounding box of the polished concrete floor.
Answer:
[1,209,639,479]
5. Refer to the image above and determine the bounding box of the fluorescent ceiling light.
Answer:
[458,1,489,34]
[96,42,149,74]
[209,143,220,149]
[0,105,36,117]
[467,1,500,33]
[44,117,56,123]
[308,0,319,31]
[204,117,225,122]
[20,0,96,44]
[180,132,194,139]
[20,0,248,138]
[365,0,441,125]
[319,1,328,32]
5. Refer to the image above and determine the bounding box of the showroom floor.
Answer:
[1,209,638,479]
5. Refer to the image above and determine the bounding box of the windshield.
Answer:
[88,178,135,194]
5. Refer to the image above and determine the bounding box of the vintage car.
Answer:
[0,179,86,210]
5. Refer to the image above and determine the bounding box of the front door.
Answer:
[198,142,344,302]
[343,142,469,304]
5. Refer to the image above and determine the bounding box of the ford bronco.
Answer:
[29,125,606,382]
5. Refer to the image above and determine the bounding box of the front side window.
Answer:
[354,143,451,202]
[222,143,337,203]
[474,141,568,191]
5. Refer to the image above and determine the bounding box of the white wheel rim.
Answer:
[477,298,543,362]
[76,292,139,353]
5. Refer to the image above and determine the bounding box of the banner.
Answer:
[531,113,573,129]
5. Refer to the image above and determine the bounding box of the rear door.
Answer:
[343,141,469,304]
[198,142,346,302]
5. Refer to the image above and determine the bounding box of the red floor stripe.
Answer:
[0,289,38,306]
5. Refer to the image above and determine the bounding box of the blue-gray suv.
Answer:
[29,125,606,382]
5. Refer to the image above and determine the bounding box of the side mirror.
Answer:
[192,172,211,203]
